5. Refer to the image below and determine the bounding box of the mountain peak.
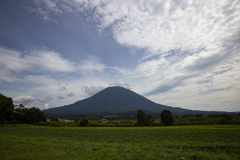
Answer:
[44,86,166,115]
[43,86,229,117]
[101,86,131,91]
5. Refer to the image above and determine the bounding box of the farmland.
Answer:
[1,125,240,160]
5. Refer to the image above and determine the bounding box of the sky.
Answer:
[0,0,239,112]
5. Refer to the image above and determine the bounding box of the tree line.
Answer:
[137,109,174,126]
[0,93,46,125]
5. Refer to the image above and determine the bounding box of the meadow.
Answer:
[0,125,240,160]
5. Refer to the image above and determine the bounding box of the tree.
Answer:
[21,107,46,124]
[137,109,147,126]
[14,104,26,123]
[220,114,232,121]
[195,114,203,117]
[0,94,15,124]
[161,110,174,126]
[146,115,155,126]
[50,116,60,122]
[79,119,89,126]
[74,119,78,123]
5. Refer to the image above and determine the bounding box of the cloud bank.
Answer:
[13,96,36,105]
[0,46,106,83]
[13,95,54,106]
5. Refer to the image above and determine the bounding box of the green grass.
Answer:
[1,125,240,160]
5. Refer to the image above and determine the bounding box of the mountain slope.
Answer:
[42,86,229,116]
[43,86,167,114]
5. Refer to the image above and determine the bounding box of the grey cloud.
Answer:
[199,86,233,96]
[26,0,62,22]
[196,77,212,84]
[184,35,240,74]
[145,75,197,96]
[13,96,36,105]
[82,85,105,96]
[0,47,76,74]
[109,83,134,89]
[57,96,65,99]
[67,92,75,97]
[214,68,233,75]
[0,46,106,84]
[209,86,233,93]
[185,53,229,72]
[13,96,55,105]
[58,84,67,91]
[38,97,54,102]
[59,86,67,91]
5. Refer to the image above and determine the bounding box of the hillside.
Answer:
[42,86,229,117]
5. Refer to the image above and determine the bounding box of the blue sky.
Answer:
[0,0,239,112]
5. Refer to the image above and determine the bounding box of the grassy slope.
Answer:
[0,125,240,160]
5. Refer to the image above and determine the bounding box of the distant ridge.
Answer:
[43,86,231,117]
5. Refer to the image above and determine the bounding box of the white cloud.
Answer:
[57,95,65,99]
[81,85,105,95]
[44,103,49,108]
[13,96,36,105]
[0,46,106,83]
[0,69,21,83]
[27,0,63,22]
[38,97,54,102]
[77,56,106,72]
[135,58,166,77]
[53,0,239,58]
[109,83,134,89]
[58,84,67,91]
[24,75,56,85]
[27,0,240,59]
[0,46,74,74]
[143,56,240,111]
[27,0,240,52]
[13,95,55,106]
[27,0,240,73]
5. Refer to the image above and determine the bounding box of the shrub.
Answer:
[35,121,62,127]
[218,117,228,124]
[50,116,60,122]
[79,119,89,126]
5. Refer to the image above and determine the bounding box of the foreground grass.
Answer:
[0,125,240,160]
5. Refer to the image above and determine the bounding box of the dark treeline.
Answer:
[0,93,46,125]
[41,111,240,127]
[174,113,240,125]
[70,110,240,127]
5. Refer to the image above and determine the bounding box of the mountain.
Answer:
[42,86,230,117]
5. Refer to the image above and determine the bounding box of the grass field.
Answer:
[0,125,240,160]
